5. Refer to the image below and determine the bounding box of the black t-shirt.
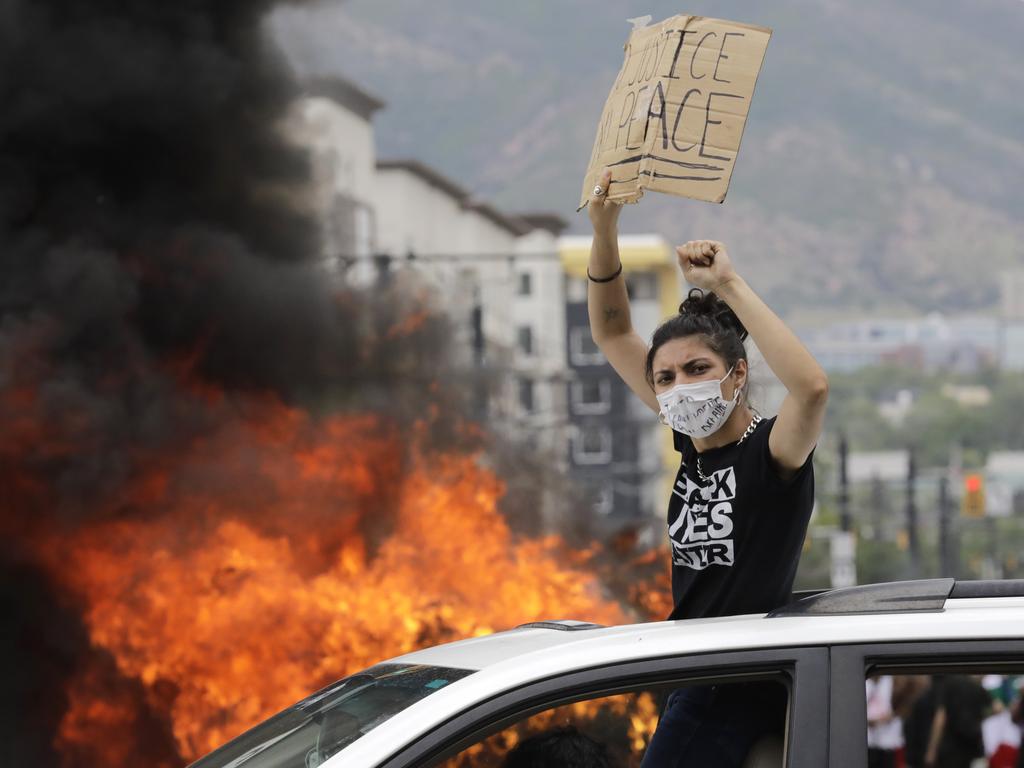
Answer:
[667,415,815,621]
[934,676,988,765]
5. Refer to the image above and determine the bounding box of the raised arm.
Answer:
[677,240,829,473]
[587,171,659,413]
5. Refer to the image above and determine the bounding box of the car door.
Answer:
[829,639,1024,768]
[375,646,830,768]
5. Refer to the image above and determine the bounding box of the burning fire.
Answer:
[449,692,663,767]
[17,391,640,764]
[2,0,671,764]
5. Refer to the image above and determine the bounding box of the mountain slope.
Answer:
[271,0,1024,314]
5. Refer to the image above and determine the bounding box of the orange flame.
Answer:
[27,396,636,764]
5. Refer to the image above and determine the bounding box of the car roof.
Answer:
[335,581,1024,767]
[390,579,1024,672]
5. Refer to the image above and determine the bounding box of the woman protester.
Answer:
[586,169,829,767]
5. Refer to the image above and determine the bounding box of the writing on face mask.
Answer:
[696,399,729,432]
[656,366,738,438]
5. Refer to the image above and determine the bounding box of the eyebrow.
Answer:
[655,358,713,376]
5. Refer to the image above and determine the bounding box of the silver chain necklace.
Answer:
[695,413,762,484]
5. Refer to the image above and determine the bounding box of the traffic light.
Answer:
[961,473,986,518]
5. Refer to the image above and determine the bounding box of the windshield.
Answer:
[188,664,474,768]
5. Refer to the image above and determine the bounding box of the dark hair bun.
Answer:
[678,288,749,342]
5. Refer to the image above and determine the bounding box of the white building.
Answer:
[511,214,571,455]
[371,160,522,372]
[847,451,911,484]
[986,452,1024,516]
[283,77,382,268]
[799,313,1016,373]
[1000,270,1024,321]
[286,75,572,526]
[370,161,568,446]
[997,270,1024,372]
[1004,324,1024,373]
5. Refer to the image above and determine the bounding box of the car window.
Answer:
[863,669,1024,768]
[189,664,474,768]
[431,677,789,768]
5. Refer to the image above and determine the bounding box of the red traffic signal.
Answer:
[962,473,986,518]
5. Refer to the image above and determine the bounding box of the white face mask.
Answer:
[656,366,741,438]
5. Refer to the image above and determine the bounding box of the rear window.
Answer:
[189,663,475,768]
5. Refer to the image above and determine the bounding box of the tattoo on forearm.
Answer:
[603,306,620,323]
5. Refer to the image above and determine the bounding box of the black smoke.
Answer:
[0,0,359,415]
[0,0,316,254]
[0,1,469,765]
[0,0,473,517]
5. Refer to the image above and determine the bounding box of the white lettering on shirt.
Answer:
[670,465,736,570]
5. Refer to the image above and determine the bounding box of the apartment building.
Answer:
[559,235,681,530]
[283,76,382,270]
[286,75,571,528]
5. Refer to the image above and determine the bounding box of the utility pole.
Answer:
[949,443,963,578]
[838,433,851,532]
[938,474,951,576]
[870,475,886,539]
[987,514,1002,579]
[905,447,919,575]
[373,252,392,286]
[470,301,487,420]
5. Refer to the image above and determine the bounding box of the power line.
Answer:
[332,250,565,265]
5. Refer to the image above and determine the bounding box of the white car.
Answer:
[190,579,1024,768]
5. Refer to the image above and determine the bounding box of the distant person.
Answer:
[866,674,904,768]
[893,675,931,768]
[1011,684,1024,768]
[587,171,827,767]
[501,725,615,768]
[893,675,931,725]
[905,678,940,768]
[980,675,1020,768]
[921,675,990,768]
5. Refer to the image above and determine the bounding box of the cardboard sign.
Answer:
[579,15,771,208]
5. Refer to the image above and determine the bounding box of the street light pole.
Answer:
[839,433,851,533]
[906,447,919,575]
[938,474,951,576]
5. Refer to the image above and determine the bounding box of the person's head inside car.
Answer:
[500,725,615,768]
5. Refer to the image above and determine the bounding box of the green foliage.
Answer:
[825,396,896,451]
[793,535,831,590]
[901,391,990,467]
[809,366,1024,586]
[826,367,1024,468]
[856,538,914,584]
[828,364,931,399]
[986,376,1024,450]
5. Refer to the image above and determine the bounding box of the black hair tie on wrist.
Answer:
[587,263,623,283]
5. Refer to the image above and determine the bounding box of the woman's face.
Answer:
[651,336,743,398]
